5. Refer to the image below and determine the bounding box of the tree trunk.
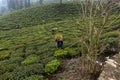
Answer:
[60,0,62,4]
[39,0,43,4]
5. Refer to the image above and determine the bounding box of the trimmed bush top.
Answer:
[0,51,11,60]
[54,48,78,58]
[21,55,39,65]
[54,49,68,58]
[24,75,48,80]
[45,59,61,74]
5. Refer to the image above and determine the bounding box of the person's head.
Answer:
[55,33,63,40]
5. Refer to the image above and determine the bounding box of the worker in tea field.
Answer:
[55,33,63,49]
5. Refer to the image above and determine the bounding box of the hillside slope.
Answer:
[0,3,79,30]
[0,17,119,80]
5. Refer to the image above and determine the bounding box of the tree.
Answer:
[60,0,62,4]
[7,0,16,10]
[0,6,7,14]
[19,0,23,9]
[27,0,31,7]
[39,0,43,4]
[7,0,31,10]
[24,0,31,7]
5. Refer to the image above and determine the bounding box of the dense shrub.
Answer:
[0,63,18,75]
[105,38,120,51]
[21,55,39,65]
[45,59,61,74]
[11,63,44,80]
[24,75,48,80]
[101,31,119,39]
[9,56,24,64]
[0,48,8,51]
[101,31,120,52]
[39,56,56,65]
[54,48,78,58]
[0,72,13,80]
[0,51,11,60]
[25,46,37,55]
[65,48,78,57]
[54,49,68,58]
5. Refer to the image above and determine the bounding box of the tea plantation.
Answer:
[0,3,120,80]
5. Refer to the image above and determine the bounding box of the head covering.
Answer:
[55,34,63,41]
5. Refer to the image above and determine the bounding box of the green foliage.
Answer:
[101,31,119,39]
[54,48,78,58]
[101,31,120,51]
[45,59,61,74]
[21,55,39,65]
[65,48,78,57]
[0,48,8,51]
[9,57,24,64]
[106,38,120,48]
[54,49,68,58]
[11,63,44,80]
[109,38,119,44]
[0,72,13,80]
[24,75,48,80]
[0,51,11,60]
[0,62,18,75]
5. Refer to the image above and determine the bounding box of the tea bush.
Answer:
[39,56,56,65]
[21,55,39,65]
[101,31,119,39]
[8,57,24,64]
[24,75,48,80]
[0,72,13,80]
[54,49,68,58]
[105,38,120,50]
[101,31,120,52]
[45,59,61,74]
[0,63,18,75]
[10,52,26,58]
[65,48,78,57]
[0,51,11,60]
[54,48,78,58]
[11,63,44,79]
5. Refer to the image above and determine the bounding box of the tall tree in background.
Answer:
[15,0,21,9]
[39,0,43,4]
[24,0,31,7]
[0,6,7,14]
[7,0,16,10]
[28,0,31,6]
[7,0,31,10]
[60,0,62,4]
[19,0,23,9]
